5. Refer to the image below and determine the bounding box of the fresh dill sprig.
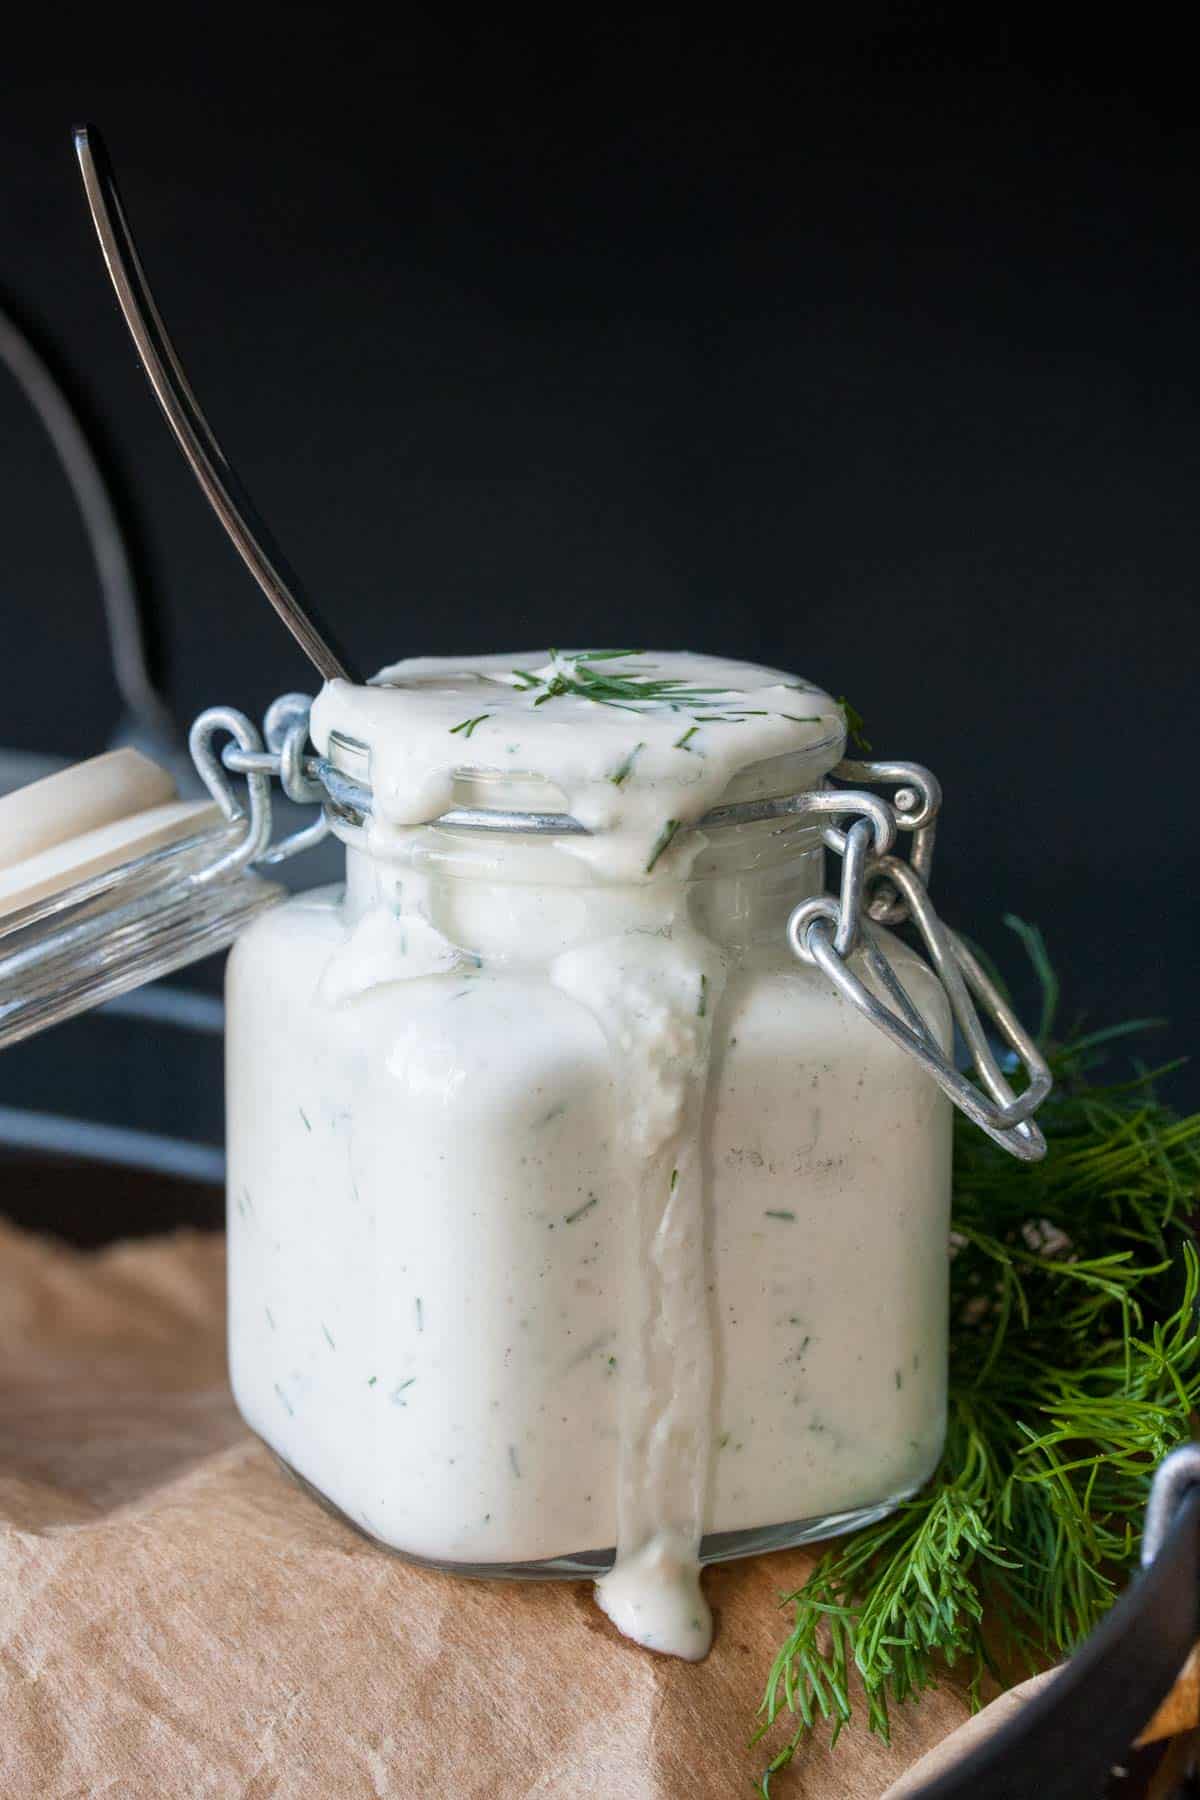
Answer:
[753,924,1200,1793]
[506,650,740,714]
[484,652,835,737]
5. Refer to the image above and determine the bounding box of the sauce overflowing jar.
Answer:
[0,649,1050,1659]
[220,651,1046,1657]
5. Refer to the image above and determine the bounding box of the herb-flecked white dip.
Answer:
[225,652,952,1660]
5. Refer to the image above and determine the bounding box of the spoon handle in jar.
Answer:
[72,124,362,688]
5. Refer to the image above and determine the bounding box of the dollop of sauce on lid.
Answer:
[310,650,842,883]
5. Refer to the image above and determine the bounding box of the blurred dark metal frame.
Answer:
[0,296,224,1179]
[0,297,176,759]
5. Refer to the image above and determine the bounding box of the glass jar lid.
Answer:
[0,744,281,1052]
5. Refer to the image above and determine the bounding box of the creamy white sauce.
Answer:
[310,650,843,885]
[227,653,951,1661]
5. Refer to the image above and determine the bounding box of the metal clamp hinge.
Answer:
[787,760,1051,1161]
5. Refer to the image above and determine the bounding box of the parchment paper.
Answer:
[0,1214,978,1798]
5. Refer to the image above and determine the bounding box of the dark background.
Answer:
[1,11,1196,1233]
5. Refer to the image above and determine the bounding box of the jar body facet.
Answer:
[226,834,952,1572]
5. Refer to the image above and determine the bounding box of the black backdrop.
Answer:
[1,12,1196,1117]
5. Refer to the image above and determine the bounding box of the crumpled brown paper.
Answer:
[0,1215,978,1798]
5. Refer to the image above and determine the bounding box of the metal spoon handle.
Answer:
[73,124,361,686]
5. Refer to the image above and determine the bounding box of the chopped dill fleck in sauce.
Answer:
[508,1445,522,1478]
[298,1107,312,1132]
[449,713,490,738]
[274,1382,293,1417]
[764,1209,796,1222]
[698,973,709,1017]
[321,1323,336,1348]
[645,818,681,872]
[415,1297,424,1332]
[564,1195,598,1224]
[391,1379,416,1405]
[368,1376,377,1387]
[674,725,699,751]
[609,741,646,786]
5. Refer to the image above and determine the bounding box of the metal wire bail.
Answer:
[188,707,275,878]
[200,698,330,868]
[787,761,1051,1161]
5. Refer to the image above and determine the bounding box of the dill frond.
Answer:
[509,650,731,712]
[499,651,826,728]
[754,923,1200,1792]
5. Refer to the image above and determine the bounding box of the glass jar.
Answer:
[224,723,955,1576]
[0,663,1049,1655]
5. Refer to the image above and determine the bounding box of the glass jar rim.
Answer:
[320,725,845,841]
